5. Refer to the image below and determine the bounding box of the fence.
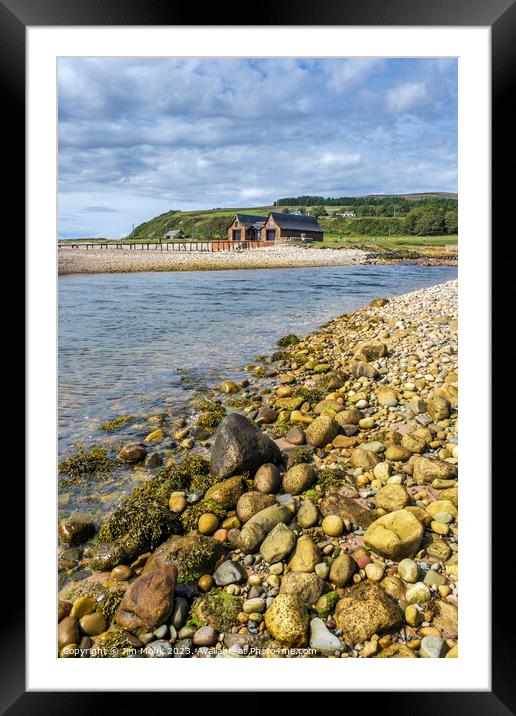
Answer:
[58,240,275,252]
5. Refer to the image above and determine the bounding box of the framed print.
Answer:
[8,0,511,707]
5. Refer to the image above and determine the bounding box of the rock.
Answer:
[350,448,381,469]
[297,500,319,528]
[193,626,218,646]
[334,580,402,644]
[264,594,309,647]
[405,582,431,604]
[364,510,424,560]
[315,562,330,579]
[236,492,276,523]
[305,416,339,448]
[143,534,226,583]
[320,494,375,529]
[426,500,458,519]
[237,504,292,553]
[115,564,177,632]
[254,464,282,494]
[205,475,245,507]
[321,515,344,537]
[412,456,458,484]
[365,562,384,581]
[70,596,96,619]
[309,618,344,656]
[198,513,219,535]
[144,428,165,443]
[384,445,412,461]
[377,388,398,407]
[420,635,447,658]
[373,462,392,482]
[336,408,364,426]
[381,575,406,602]
[288,536,321,573]
[58,616,79,651]
[173,638,193,658]
[144,639,174,657]
[144,452,162,467]
[58,517,95,546]
[315,591,340,619]
[243,598,266,614]
[79,612,107,636]
[329,553,356,587]
[279,571,326,605]
[374,484,409,512]
[353,340,387,362]
[314,399,344,415]
[117,443,147,463]
[168,494,187,513]
[219,380,239,394]
[211,414,282,478]
[375,643,417,658]
[285,427,306,445]
[282,463,315,495]
[401,433,426,454]
[398,558,419,583]
[370,297,389,307]
[170,597,189,630]
[256,406,279,425]
[213,560,247,587]
[427,539,452,561]
[428,396,450,420]
[433,600,458,636]
[259,523,296,563]
[350,360,378,379]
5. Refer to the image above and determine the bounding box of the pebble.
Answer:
[419,635,447,658]
[193,626,218,646]
[144,640,174,658]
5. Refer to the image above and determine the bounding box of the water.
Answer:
[58,264,457,453]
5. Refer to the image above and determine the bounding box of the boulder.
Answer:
[329,553,356,587]
[282,463,315,495]
[334,580,402,644]
[58,516,95,546]
[353,340,387,362]
[350,448,381,470]
[211,414,282,479]
[143,534,226,583]
[236,492,276,523]
[305,415,339,448]
[279,571,326,605]
[296,499,319,529]
[237,504,291,553]
[115,564,177,632]
[264,594,309,648]
[364,510,424,560]
[259,523,297,563]
[349,360,378,379]
[288,536,320,573]
[412,456,458,484]
[374,484,410,512]
[117,443,147,463]
[309,618,344,656]
[320,494,375,529]
[254,464,282,494]
[205,475,245,508]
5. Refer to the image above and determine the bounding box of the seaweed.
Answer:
[276,334,300,347]
[58,446,117,487]
[317,467,350,492]
[180,498,227,532]
[97,588,126,623]
[99,416,136,432]
[292,385,327,405]
[285,446,315,470]
[271,350,290,363]
[189,589,242,631]
[195,400,226,432]
[90,626,143,658]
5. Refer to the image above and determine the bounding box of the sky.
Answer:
[58,57,457,240]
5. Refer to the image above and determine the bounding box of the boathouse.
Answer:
[226,214,267,242]
[261,212,324,242]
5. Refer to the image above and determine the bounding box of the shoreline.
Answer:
[58,279,458,659]
[58,245,456,276]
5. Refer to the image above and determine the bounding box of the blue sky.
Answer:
[58,57,457,239]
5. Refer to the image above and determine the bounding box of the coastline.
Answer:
[58,279,458,659]
[58,245,457,276]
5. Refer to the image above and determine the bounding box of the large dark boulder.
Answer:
[211,414,282,478]
[115,564,177,633]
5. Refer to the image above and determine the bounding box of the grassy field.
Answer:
[318,234,458,255]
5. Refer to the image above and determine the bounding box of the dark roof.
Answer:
[234,213,267,228]
[268,212,323,232]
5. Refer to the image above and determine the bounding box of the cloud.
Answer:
[58,58,457,239]
[386,81,428,113]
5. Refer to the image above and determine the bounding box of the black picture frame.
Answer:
[8,0,509,709]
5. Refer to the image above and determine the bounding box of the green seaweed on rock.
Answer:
[180,498,227,532]
[97,588,126,623]
[58,446,117,487]
[189,589,242,631]
[99,416,136,432]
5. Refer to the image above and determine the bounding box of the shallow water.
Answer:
[58,264,457,454]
